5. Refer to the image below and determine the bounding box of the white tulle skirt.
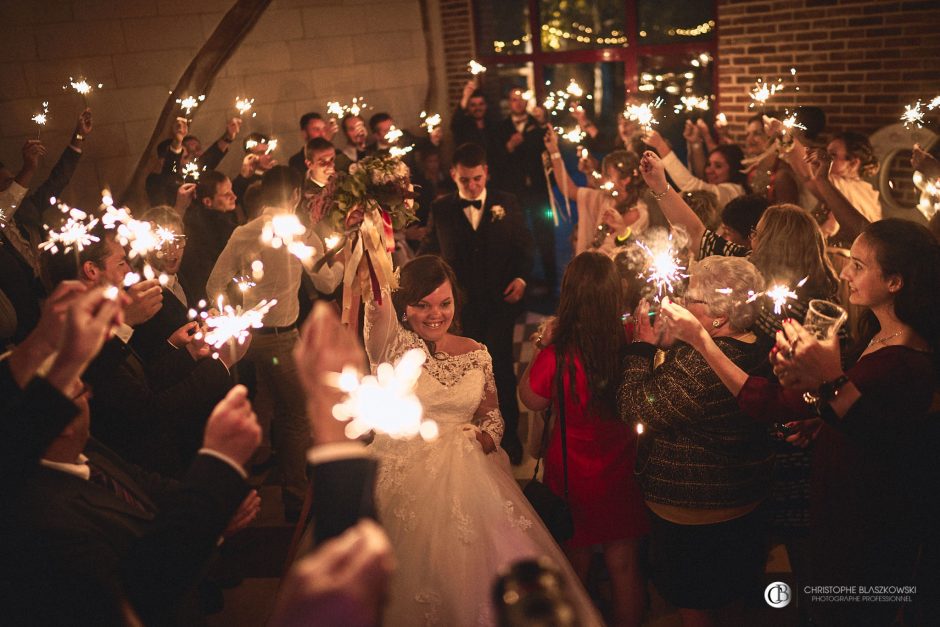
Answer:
[370,424,604,626]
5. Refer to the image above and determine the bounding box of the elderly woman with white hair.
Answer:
[618,255,772,624]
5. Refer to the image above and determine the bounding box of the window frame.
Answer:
[472,0,720,101]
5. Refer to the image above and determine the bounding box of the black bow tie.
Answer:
[459,198,483,210]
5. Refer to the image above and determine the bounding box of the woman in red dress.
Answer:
[519,251,649,627]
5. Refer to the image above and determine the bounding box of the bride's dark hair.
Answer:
[554,252,625,417]
[393,255,464,341]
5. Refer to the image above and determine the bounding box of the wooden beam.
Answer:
[120,0,272,207]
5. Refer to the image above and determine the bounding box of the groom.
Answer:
[419,143,534,464]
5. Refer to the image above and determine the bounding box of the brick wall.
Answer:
[0,0,429,208]
[440,0,476,109]
[717,0,940,135]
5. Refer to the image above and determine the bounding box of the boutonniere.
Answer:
[490,205,506,221]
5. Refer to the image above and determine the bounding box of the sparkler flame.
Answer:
[637,238,687,300]
[202,300,278,349]
[328,348,437,440]
[565,79,584,98]
[324,234,342,250]
[261,214,314,263]
[715,112,728,127]
[737,276,808,315]
[389,145,413,158]
[927,96,940,111]
[181,161,203,181]
[327,97,368,118]
[64,76,102,96]
[40,204,100,254]
[901,101,926,129]
[235,97,255,117]
[782,111,807,132]
[31,101,49,127]
[467,59,487,75]
[175,94,205,116]
[749,77,784,108]
[624,98,665,132]
[555,126,587,144]
[384,126,404,144]
[673,95,710,114]
[419,111,441,134]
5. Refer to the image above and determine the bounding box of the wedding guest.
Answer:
[289,112,336,174]
[739,114,800,205]
[153,116,241,207]
[715,193,770,248]
[640,150,838,346]
[450,79,499,155]
[207,166,343,518]
[408,143,453,249]
[233,132,277,206]
[178,170,239,304]
[335,113,369,173]
[495,88,556,290]
[419,142,534,464]
[644,129,748,209]
[619,256,772,625]
[519,252,649,627]
[368,112,416,156]
[811,132,882,233]
[15,383,260,625]
[544,127,648,256]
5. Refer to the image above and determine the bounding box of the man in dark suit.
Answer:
[420,143,534,463]
[493,88,556,291]
[450,80,500,157]
[14,381,260,625]
[288,112,336,175]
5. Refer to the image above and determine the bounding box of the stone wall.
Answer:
[0,0,431,208]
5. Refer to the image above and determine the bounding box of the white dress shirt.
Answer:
[206,206,344,328]
[461,188,487,231]
[164,273,188,307]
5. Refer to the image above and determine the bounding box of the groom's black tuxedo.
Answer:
[419,188,534,459]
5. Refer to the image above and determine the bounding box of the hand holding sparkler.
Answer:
[124,279,163,326]
[225,116,243,143]
[294,302,369,445]
[639,150,668,193]
[683,120,703,144]
[71,108,92,147]
[172,117,189,151]
[202,385,261,468]
[21,139,47,175]
[641,129,670,156]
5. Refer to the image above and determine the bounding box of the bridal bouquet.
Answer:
[314,154,418,327]
[325,154,418,231]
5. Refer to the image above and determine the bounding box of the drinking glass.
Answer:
[802,299,847,340]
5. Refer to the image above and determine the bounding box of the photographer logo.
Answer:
[765,582,791,608]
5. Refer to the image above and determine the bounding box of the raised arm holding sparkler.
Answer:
[639,150,707,254]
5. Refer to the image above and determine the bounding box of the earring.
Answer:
[402,312,408,322]
[712,319,721,328]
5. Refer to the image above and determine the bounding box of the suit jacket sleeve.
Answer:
[201,141,227,172]
[18,146,82,232]
[417,204,442,255]
[309,457,378,545]
[119,453,248,622]
[504,194,534,282]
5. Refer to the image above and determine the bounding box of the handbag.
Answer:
[523,354,574,544]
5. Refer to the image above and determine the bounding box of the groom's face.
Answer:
[451,163,487,200]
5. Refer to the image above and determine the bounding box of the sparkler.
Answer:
[389,145,413,158]
[31,101,49,138]
[624,98,665,133]
[467,59,487,76]
[384,126,404,144]
[901,101,925,129]
[715,112,728,127]
[781,111,807,132]
[323,233,342,251]
[328,348,437,441]
[749,77,786,109]
[720,276,808,315]
[636,236,688,301]
[565,79,584,99]
[927,96,940,111]
[235,97,256,118]
[260,213,314,263]
[555,126,586,144]
[233,275,256,293]
[673,95,710,114]
[175,94,205,118]
[181,161,203,182]
[913,170,940,219]
[63,76,102,106]
[201,299,278,351]
[419,111,441,134]
[39,204,100,254]
[327,97,368,118]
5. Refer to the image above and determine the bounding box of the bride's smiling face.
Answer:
[406,281,455,342]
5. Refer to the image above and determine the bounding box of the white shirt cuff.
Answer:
[306,441,369,465]
[198,448,248,479]
[114,323,134,344]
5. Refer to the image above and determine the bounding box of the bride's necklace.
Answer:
[868,330,903,347]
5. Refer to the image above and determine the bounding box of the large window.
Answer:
[473,0,718,139]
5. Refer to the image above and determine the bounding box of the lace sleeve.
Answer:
[472,349,504,446]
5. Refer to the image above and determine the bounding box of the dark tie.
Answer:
[88,461,151,515]
[459,198,483,210]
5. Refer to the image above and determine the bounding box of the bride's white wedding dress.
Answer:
[364,291,603,626]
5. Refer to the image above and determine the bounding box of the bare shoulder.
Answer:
[442,334,486,356]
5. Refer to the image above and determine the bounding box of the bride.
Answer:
[352,236,602,625]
